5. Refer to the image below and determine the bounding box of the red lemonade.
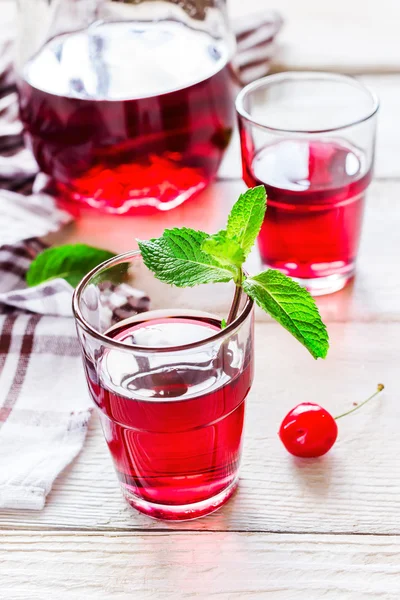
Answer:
[241,137,371,287]
[84,314,253,519]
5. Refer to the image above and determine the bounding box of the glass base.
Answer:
[55,178,208,216]
[121,477,239,521]
[291,270,355,296]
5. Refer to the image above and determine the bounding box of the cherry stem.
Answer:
[226,269,243,326]
[334,384,385,421]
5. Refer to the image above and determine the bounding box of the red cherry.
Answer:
[279,384,385,458]
[279,403,338,458]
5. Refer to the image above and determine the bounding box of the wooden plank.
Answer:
[2,530,400,599]
[230,0,400,74]
[361,76,400,179]
[46,178,400,323]
[0,321,396,533]
[317,178,400,323]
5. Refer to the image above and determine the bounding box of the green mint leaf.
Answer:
[201,230,245,270]
[226,185,266,257]
[221,318,227,329]
[242,270,329,359]
[137,228,235,288]
[26,244,116,288]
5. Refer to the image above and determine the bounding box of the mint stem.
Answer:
[334,384,385,420]
[227,270,243,325]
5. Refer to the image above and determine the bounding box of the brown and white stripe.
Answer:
[232,11,283,85]
[0,314,92,510]
[0,238,93,510]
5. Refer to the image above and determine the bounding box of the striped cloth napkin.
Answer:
[232,11,283,85]
[0,241,92,510]
[0,7,282,510]
[0,240,150,510]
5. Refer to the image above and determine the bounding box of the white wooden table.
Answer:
[2,1,400,598]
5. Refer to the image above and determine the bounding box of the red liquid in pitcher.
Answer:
[84,315,253,519]
[242,138,372,284]
[19,21,234,213]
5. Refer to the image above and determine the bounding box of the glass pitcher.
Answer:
[15,0,235,214]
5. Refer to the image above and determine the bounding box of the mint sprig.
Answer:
[25,186,329,359]
[139,186,329,359]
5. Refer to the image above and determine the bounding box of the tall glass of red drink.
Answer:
[73,251,254,520]
[236,73,378,295]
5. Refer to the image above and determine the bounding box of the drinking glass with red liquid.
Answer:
[16,0,235,214]
[236,73,378,295]
[73,252,254,520]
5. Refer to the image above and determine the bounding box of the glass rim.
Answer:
[235,71,380,134]
[72,250,254,354]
